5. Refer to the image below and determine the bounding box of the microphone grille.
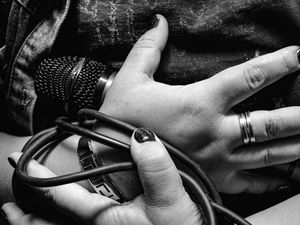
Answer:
[35,56,77,102]
[35,56,111,112]
[72,58,108,109]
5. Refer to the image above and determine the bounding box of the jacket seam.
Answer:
[7,16,47,95]
[14,0,35,16]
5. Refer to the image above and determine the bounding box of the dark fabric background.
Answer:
[51,0,300,113]
[0,0,11,46]
[0,0,12,132]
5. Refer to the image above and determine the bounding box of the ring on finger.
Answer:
[238,111,256,145]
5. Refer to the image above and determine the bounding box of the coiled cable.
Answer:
[15,109,251,225]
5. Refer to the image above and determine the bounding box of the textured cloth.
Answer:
[2,0,300,134]
[0,0,12,131]
[0,0,11,46]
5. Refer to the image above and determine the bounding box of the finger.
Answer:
[2,202,59,225]
[231,136,300,169]
[2,202,25,225]
[232,171,290,194]
[206,46,300,110]
[131,128,186,207]
[251,107,300,142]
[9,152,117,223]
[226,107,300,146]
[119,14,168,81]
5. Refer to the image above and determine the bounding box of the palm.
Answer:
[90,195,200,225]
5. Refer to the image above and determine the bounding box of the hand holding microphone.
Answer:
[35,14,300,194]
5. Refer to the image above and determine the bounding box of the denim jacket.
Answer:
[2,0,300,135]
[1,0,70,134]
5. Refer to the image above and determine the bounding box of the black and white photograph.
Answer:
[1,0,300,224]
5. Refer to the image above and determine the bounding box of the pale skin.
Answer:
[2,14,300,224]
[3,133,300,225]
[3,131,202,225]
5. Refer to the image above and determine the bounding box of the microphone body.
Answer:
[35,56,116,116]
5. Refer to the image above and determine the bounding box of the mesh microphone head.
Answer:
[35,56,112,113]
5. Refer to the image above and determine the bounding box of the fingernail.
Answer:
[297,49,300,64]
[8,157,16,168]
[0,208,7,220]
[151,15,159,28]
[134,128,156,143]
[278,184,290,192]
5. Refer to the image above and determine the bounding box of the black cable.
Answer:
[211,202,251,225]
[78,109,222,205]
[56,117,130,152]
[180,171,216,225]
[15,109,250,225]
[21,126,57,153]
[59,113,221,207]
[16,126,218,224]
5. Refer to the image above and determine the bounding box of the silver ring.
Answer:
[238,111,256,145]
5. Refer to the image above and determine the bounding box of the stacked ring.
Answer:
[238,111,256,145]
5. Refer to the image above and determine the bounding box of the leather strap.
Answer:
[77,137,124,202]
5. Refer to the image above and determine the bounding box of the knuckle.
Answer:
[263,147,273,166]
[278,49,298,73]
[134,35,160,55]
[20,214,34,224]
[142,152,172,173]
[264,116,283,139]
[243,64,266,91]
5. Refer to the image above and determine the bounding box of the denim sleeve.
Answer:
[4,0,70,135]
[0,0,12,46]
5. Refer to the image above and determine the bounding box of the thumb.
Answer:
[120,14,169,81]
[8,152,117,223]
[130,128,186,207]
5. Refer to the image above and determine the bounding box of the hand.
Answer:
[2,128,202,225]
[100,14,300,193]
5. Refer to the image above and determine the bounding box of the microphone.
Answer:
[35,56,116,115]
